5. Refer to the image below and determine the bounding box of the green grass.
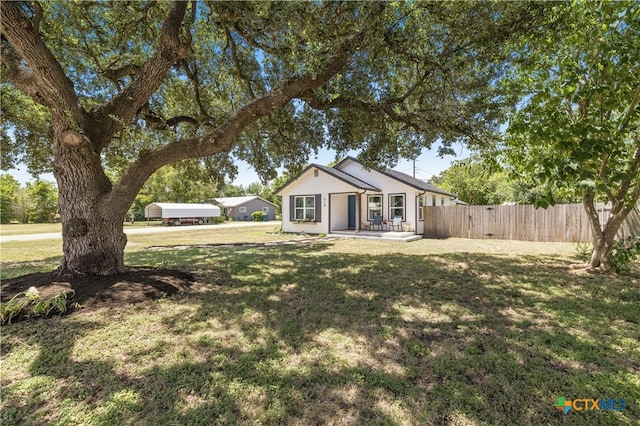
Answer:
[1,232,639,425]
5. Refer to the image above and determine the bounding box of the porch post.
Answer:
[356,192,361,232]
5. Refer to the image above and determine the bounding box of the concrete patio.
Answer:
[328,229,422,242]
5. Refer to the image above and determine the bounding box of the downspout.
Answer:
[416,190,428,235]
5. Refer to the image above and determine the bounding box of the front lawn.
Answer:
[1,235,638,425]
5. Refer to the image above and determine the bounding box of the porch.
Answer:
[328,229,422,242]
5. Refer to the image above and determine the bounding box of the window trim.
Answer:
[239,206,247,213]
[367,194,383,221]
[388,193,406,221]
[418,194,425,221]
[290,194,320,222]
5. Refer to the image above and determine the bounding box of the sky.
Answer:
[7,143,470,188]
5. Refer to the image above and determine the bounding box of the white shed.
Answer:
[144,202,221,225]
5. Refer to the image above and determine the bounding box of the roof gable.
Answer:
[334,156,455,196]
[274,163,380,195]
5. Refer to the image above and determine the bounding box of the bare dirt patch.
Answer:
[1,267,200,313]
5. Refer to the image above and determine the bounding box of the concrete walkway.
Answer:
[0,221,274,243]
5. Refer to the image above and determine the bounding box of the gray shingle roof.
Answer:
[274,163,380,194]
[335,156,455,196]
[380,168,455,196]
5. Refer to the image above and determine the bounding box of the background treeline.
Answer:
[428,157,580,206]
[0,174,58,223]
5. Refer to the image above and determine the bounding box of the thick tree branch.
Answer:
[94,0,188,149]
[107,24,375,214]
[0,37,45,105]
[33,1,43,34]
[102,64,142,84]
[1,2,86,125]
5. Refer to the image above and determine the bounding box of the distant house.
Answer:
[274,157,456,235]
[214,196,278,221]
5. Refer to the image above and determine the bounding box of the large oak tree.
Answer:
[1,1,545,277]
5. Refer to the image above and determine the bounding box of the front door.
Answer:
[348,195,356,229]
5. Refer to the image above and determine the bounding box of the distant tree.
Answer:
[502,1,640,271]
[245,182,265,197]
[0,173,20,223]
[131,162,220,220]
[429,159,513,205]
[219,183,246,198]
[26,180,58,223]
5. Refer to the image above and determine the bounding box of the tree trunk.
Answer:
[583,194,632,272]
[589,231,613,272]
[53,133,128,278]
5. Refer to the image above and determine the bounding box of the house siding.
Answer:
[279,167,361,234]
[230,199,276,221]
[277,159,455,235]
[336,159,455,234]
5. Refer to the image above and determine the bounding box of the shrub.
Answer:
[209,216,225,224]
[575,241,593,262]
[610,236,640,274]
[251,211,266,221]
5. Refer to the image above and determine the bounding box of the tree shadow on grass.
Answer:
[2,243,638,425]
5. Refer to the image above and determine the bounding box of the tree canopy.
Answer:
[500,1,640,270]
[3,1,546,179]
[1,1,548,276]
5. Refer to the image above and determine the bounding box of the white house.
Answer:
[274,157,456,235]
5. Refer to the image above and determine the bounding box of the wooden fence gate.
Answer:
[423,203,640,242]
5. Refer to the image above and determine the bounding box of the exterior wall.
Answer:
[331,193,350,231]
[279,167,358,234]
[280,160,456,235]
[231,199,277,221]
[145,204,162,218]
[338,159,454,234]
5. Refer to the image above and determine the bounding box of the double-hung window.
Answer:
[418,195,425,221]
[389,194,405,220]
[368,195,382,220]
[294,195,316,221]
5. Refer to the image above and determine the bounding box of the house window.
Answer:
[432,195,437,206]
[239,207,247,213]
[368,195,382,220]
[262,206,269,212]
[418,195,425,221]
[389,194,405,220]
[441,197,445,206]
[294,195,316,221]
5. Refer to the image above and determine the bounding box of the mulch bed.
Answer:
[1,267,199,313]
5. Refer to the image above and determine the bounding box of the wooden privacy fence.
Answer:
[423,203,640,242]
